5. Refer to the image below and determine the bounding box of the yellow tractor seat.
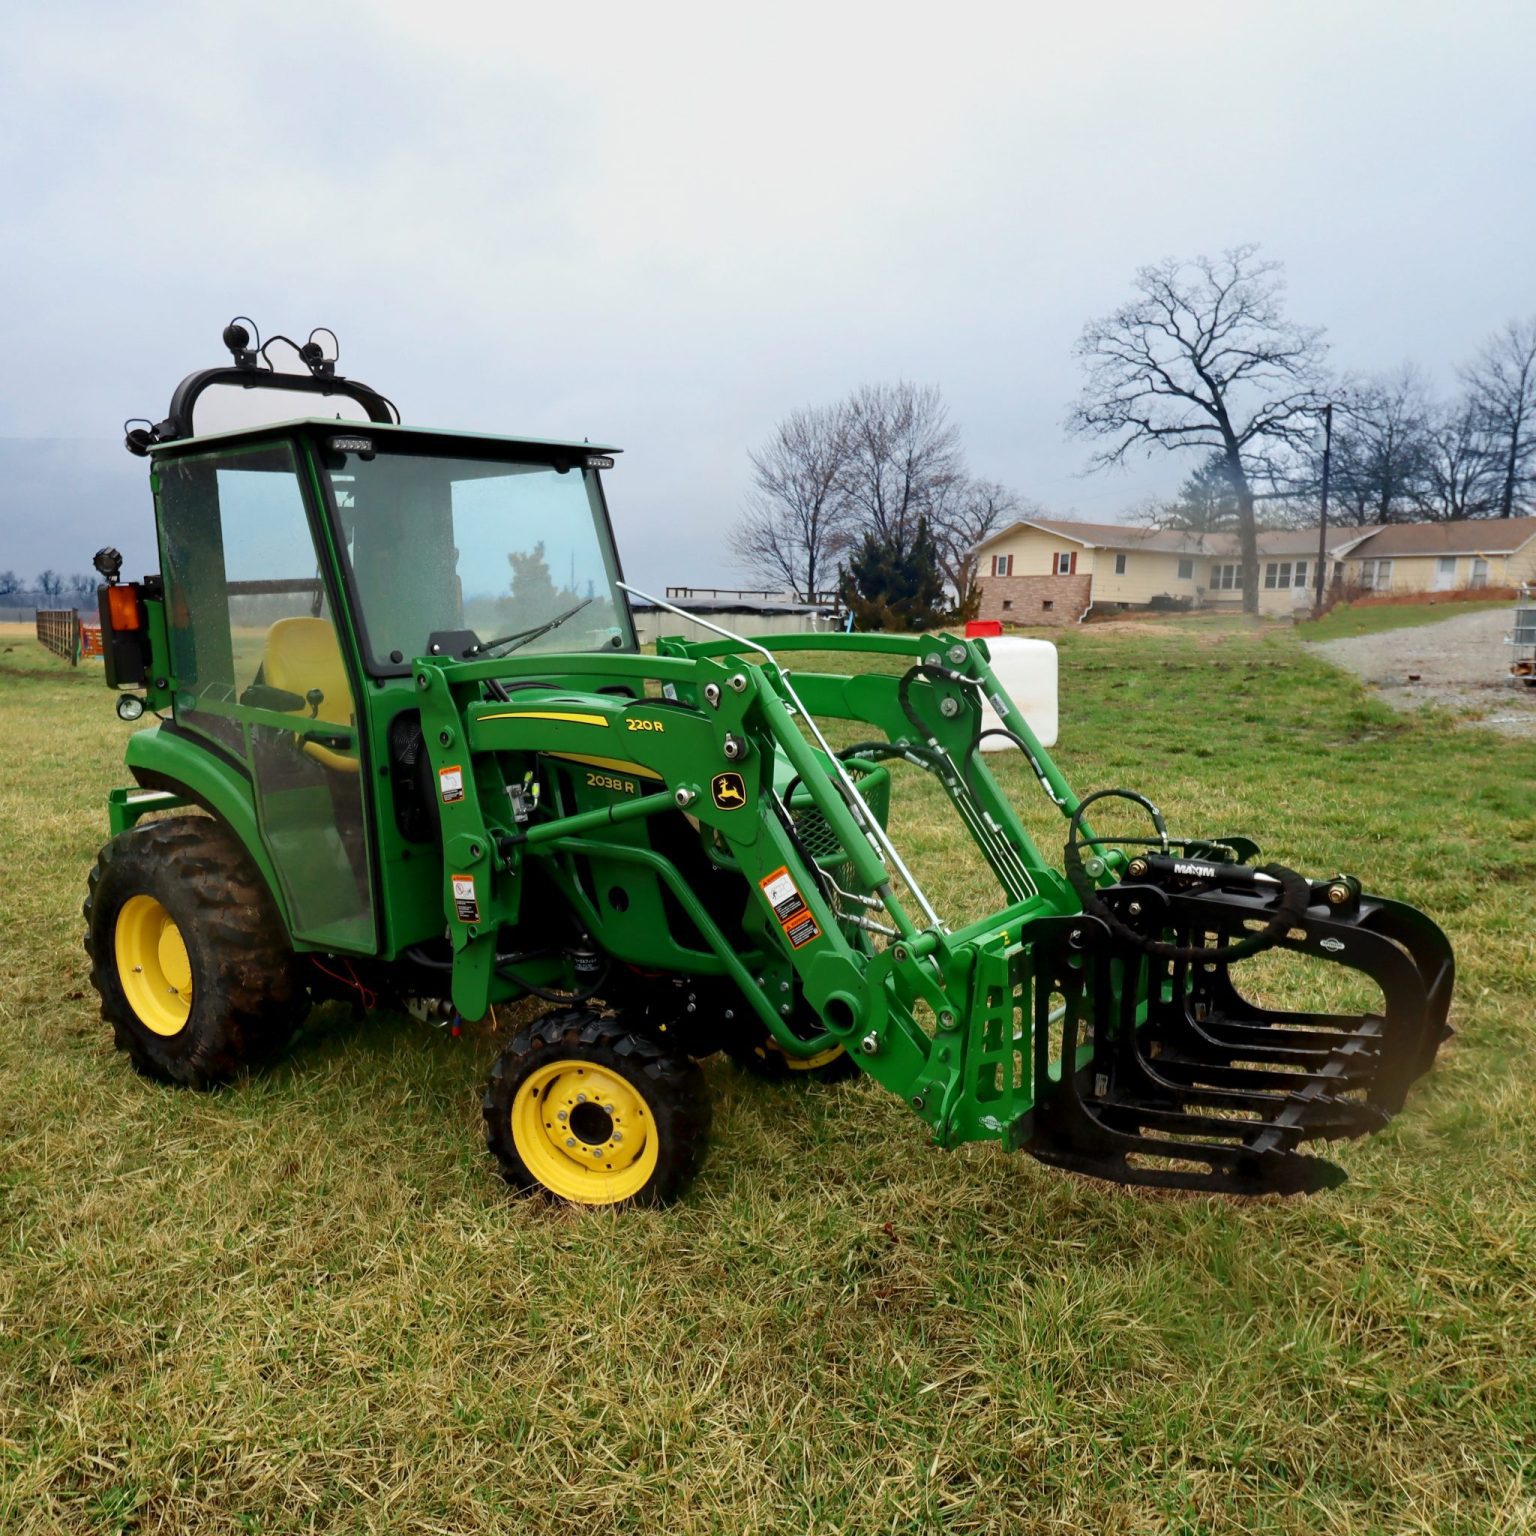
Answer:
[260,617,359,774]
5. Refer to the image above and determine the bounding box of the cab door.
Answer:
[153,438,376,952]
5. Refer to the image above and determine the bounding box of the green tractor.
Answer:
[85,322,1454,1205]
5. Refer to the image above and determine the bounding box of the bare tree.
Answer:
[731,402,850,601]
[1463,317,1536,518]
[839,382,964,548]
[0,571,18,596]
[930,478,1026,618]
[1422,397,1498,521]
[1068,244,1327,613]
[1324,368,1436,525]
[35,570,64,598]
[739,382,1021,619]
[67,573,97,598]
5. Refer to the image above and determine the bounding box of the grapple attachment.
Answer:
[1023,797,1454,1195]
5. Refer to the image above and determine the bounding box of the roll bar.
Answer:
[125,319,397,456]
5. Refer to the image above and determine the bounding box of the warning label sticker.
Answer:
[760,866,807,925]
[439,765,465,804]
[759,866,820,947]
[782,913,821,949]
[451,873,479,924]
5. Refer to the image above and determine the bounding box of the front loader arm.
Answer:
[408,641,1050,1145]
[411,628,1452,1193]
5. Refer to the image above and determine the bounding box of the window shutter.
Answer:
[1069,551,1077,575]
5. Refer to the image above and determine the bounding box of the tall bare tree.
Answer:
[1463,317,1536,519]
[839,382,964,547]
[1324,368,1435,525]
[739,382,1029,621]
[731,402,850,601]
[1422,398,1498,521]
[930,478,1025,618]
[1068,245,1327,613]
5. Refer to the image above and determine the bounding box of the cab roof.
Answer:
[146,416,621,458]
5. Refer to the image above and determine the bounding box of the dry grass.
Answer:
[2,618,1534,1534]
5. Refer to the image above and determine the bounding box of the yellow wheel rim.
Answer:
[115,895,193,1037]
[511,1059,659,1205]
[784,1043,846,1072]
[760,1040,847,1072]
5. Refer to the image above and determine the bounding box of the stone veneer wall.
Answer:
[974,573,1093,627]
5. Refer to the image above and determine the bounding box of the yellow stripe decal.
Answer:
[479,710,610,728]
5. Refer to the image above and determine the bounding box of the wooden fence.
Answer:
[35,609,82,665]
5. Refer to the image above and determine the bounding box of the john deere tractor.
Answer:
[84,323,1454,1205]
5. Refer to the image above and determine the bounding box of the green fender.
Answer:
[120,725,296,940]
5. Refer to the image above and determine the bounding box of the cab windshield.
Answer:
[322,444,633,670]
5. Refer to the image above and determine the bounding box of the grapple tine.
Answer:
[1020,882,1451,1197]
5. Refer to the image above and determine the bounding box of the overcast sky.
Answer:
[1,0,1532,593]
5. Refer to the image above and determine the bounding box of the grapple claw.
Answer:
[1021,873,1453,1196]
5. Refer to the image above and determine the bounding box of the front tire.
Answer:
[84,816,307,1087]
[483,1009,710,1207]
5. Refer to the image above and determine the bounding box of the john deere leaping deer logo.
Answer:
[711,772,747,811]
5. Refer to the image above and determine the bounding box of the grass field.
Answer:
[1294,597,1512,642]
[2,615,1534,1535]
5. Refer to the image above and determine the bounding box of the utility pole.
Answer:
[1312,402,1334,617]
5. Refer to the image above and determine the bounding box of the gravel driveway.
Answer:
[1305,608,1536,738]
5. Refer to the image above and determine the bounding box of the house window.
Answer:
[1177,558,1194,580]
[1042,600,1054,611]
[991,553,1013,577]
[1114,553,1127,575]
[1263,562,1293,590]
[1210,563,1240,591]
[1001,599,1014,610]
[1053,551,1075,575]
[1471,558,1489,589]
[1359,559,1394,592]
[1293,561,1308,589]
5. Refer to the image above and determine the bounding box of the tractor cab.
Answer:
[104,326,638,958]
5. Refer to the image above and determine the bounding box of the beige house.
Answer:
[972,516,1536,627]
[1334,518,1536,595]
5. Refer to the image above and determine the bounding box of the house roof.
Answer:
[1341,518,1536,559]
[974,517,1202,554]
[974,516,1378,560]
[1203,527,1381,559]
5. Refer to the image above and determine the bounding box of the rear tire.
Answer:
[483,1009,710,1207]
[84,816,307,1087]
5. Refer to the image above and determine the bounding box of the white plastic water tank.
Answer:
[977,636,1058,749]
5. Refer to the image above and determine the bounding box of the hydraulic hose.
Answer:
[1063,788,1310,964]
